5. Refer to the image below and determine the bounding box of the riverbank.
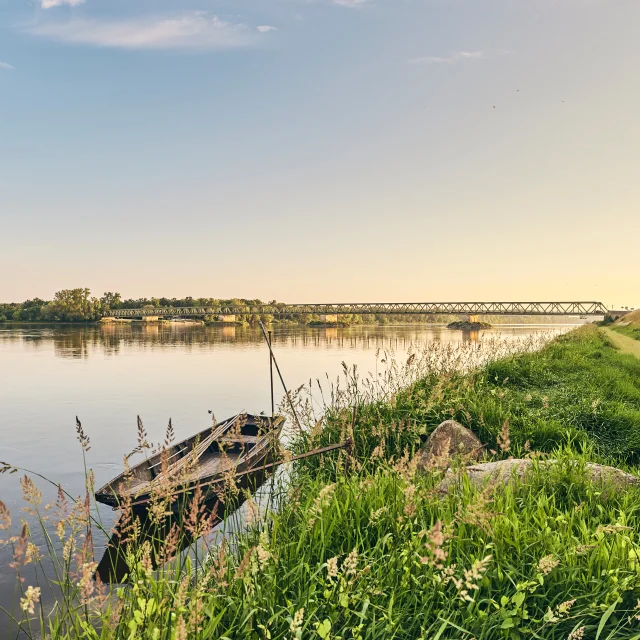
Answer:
[5,326,640,639]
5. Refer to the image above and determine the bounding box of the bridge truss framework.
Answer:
[103,301,609,318]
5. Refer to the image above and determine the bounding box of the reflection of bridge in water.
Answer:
[103,301,609,320]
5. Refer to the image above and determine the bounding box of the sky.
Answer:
[0,0,638,308]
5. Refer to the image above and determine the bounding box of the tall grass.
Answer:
[2,326,640,639]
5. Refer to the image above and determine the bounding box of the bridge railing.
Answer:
[102,301,609,318]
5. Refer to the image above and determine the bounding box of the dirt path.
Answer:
[602,328,640,359]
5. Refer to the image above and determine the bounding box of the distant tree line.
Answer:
[0,289,453,325]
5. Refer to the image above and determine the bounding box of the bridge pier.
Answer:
[217,314,236,323]
[319,314,338,323]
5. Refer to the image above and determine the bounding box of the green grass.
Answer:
[4,326,640,639]
[612,324,640,342]
[297,326,640,468]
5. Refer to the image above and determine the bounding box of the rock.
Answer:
[436,459,640,494]
[416,420,484,471]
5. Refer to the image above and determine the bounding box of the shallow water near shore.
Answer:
[0,321,578,630]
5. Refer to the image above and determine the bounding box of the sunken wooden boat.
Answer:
[95,413,285,511]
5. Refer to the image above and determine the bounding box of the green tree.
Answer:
[44,288,102,322]
[100,292,122,310]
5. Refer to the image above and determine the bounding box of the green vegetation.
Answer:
[0,290,590,326]
[604,329,640,360]
[3,327,640,639]
[298,326,640,467]
[610,310,640,342]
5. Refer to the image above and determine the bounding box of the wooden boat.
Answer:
[95,413,285,511]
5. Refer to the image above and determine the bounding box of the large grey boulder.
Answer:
[436,459,640,494]
[416,420,484,471]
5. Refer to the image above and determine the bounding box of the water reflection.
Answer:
[461,329,480,343]
[2,323,457,359]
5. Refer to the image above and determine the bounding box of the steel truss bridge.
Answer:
[103,301,609,318]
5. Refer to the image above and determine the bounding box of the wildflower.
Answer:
[403,484,417,517]
[370,443,385,460]
[557,599,576,616]
[175,617,187,640]
[185,484,215,539]
[10,524,27,569]
[497,420,510,453]
[342,549,358,577]
[308,483,336,527]
[523,440,531,452]
[159,523,180,565]
[140,541,153,575]
[427,436,451,470]
[20,585,41,615]
[234,546,256,580]
[63,537,74,563]
[454,555,492,602]
[542,396,549,409]
[20,475,42,506]
[77,561,98,605]
[393,448,418,480]
[75,416,91,452]
[525,393,533,402]
[0,500,11,530]
[290,607,304,636]
[568,627,585,640]
[326,556,339,579]
[440,564,457,585]
[288,486,302,512]
[420,520,448,570]
[537,555,559,576]
[208,541,229,589]
[455,487,496,535]
[255,531,272,570]
[575,544,595,555]
[25,543,41,564]
[369,506,388,523]
[245,496,260,526]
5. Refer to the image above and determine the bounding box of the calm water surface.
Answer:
[0,322,575,628]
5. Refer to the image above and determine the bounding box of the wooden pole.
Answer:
[268,329,275,418]
[258,320,303,433]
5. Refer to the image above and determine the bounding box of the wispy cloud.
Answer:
[0,61,14,70]
[42,0,85,8]
[408,51,484,64]
[256,25,277,33]
[28,12,259,50]
[332,0,371,8]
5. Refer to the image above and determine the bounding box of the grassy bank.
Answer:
[3,327,640,639]
[610,310,640,342]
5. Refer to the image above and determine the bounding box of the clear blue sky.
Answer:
[1,0,638,307]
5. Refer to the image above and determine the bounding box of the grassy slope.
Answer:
[181,327,640,639]
[191,327,640,639]
[20,326,640,640]
[307,326,640,467]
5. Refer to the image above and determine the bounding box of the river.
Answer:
[0,321,578,630]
